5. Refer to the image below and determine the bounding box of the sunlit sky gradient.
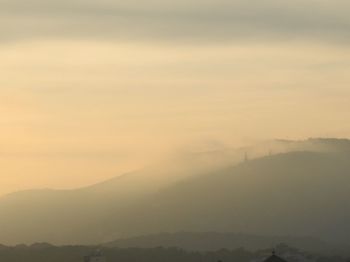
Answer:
[1,0,350,196]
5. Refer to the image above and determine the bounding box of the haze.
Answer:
[1,0,350,196]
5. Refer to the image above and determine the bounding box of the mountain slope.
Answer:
[105,232,336,254]
[1,139,350,246]
[128,151,350,244]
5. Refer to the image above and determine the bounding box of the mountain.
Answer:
[105,232,337,254]
[0,146,246,245]
[1,138,350,247]
[0,243,337,262]
[133,150,350,244]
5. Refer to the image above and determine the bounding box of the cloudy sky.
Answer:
[1,0,350,195]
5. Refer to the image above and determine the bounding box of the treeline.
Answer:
[0,244,346,262]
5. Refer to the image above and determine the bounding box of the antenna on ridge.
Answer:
[244,152,248,162]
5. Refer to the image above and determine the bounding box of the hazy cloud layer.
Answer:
[1,0,350,43]
[1,0,350,196]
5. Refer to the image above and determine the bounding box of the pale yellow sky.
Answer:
[1,40,350,196]
[1,0,350,196]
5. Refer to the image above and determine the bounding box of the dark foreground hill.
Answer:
[105,232,337,254]
[1,138,350,247]
[0,243,346,262]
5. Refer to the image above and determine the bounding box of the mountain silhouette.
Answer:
[104,232,336,254]
[1,138,350,247]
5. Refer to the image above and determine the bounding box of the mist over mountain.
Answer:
[1,138,350,247]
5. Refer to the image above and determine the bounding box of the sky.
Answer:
[0,0,350,196]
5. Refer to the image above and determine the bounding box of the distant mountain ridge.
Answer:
[104,232,338,254]
[1,138,350,247]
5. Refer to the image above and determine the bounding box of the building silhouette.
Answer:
[263,250,288,262]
